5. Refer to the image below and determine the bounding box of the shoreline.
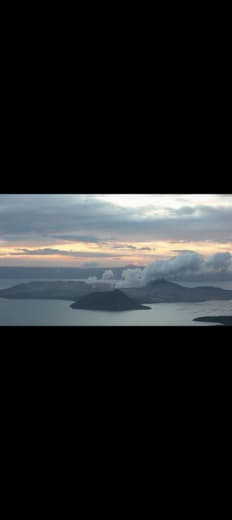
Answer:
[193,316,232,326]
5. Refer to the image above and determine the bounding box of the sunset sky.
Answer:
[0,194,231,267]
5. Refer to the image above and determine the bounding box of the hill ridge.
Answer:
[71,289,150,311]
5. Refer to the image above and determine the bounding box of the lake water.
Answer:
[0,278,232,326]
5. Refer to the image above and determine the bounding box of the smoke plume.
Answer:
[115,251,232,287]
[102,269,114,280]
[87,276,98,284]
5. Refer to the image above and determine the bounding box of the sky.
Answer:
[0,194,232,273]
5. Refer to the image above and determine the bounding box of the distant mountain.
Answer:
[70,289,151,311]
[0,281,93,300]
[1,278,232,306]
[146,278,181,289]
[122,278,232,303]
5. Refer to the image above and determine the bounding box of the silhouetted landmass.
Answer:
[122,279,232,303]
[70,289,151,311]
[0,281,93,300]
[193,316,232,326]
[1,278,232,307]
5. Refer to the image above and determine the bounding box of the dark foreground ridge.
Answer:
[70,289,151,311]
[193,316,232,326]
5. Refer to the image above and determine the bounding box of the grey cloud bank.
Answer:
[0,195,232,245]
[55,235,105,243]
[7,248,131,259]
[0,195,232,271]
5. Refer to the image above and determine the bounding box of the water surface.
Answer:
[0,298,231,326]
[0,278,231,326]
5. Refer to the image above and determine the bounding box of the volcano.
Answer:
[70,289,151,311]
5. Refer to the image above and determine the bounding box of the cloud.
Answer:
[0,194,232,272]
[168,206,197,215]
[112,244,137,249]
[54,235,104,243]
[116,268,145,288]
[115,251,232,286]
[206,252,232,271]
[142,253,204,285]
[9,248,132,259]
[87,276,98,284]
[102,269,114,280]
[112,244,152,251]
[117,268,144,287]
[1,195,232,246]
[172,249,197,254]
[10,248,63,256]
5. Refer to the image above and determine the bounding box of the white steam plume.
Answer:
[142,252,204,284]
[115,251,232,287]
[206,252,232,271]
[102,269,114,280]
[87,276,98,284]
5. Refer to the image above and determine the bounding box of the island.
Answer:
[70,289,151,311]
[0,281,93,301]
[0,278,232,307]
[122,279,232,303]
[193,316,232,326]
